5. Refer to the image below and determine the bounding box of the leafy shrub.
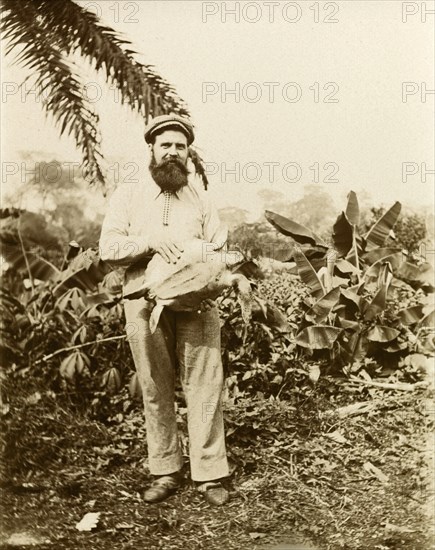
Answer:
[1,228,290,415]
[228,221,290,260]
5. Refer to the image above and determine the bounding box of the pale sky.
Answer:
[1,0,434,218]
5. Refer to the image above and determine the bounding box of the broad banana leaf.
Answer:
[265,210,327,247]
[53,259,111,295]
[340,288,362,309]
[335,259,359,276]
[418,308,435,328]
[363,247,402,265]
[345,233,365,267]
[296,325,342,349]
[345,191,360,226]
[332,275,352,288]
[365,201,401,250]
[268,248,294,262]
[384,340,409,353]
[340,330,369,363]
[304,246,329,261]
[332,212,353,258]
[364,263,393,321]
[293,248,325,299]
[396,261,434,287]
[303,247,328,272]
[305,287,341,323]
[1,243,60,281]
[398,305,424,325]
[366,325,400,343]
[336,317,360,331]
[365,252,404,280]
[348,282,366,294]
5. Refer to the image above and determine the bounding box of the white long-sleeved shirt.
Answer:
[99,163,228,296]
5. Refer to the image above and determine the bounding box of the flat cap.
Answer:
[144,114,195,145]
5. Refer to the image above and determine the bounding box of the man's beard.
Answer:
[149,156,189,192]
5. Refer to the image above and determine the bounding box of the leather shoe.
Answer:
[143,474,180,503]
[197,481,229,505]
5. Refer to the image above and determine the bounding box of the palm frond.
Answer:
[1,0,209,189]
[188,148,209,190]
[27,0,190,120]
[1,0,105,186]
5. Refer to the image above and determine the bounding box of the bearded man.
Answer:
[99,115,230,505]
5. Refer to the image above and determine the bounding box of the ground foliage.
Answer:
[1,195,434,549]
[1,268,434,549]
[0,352,433,550]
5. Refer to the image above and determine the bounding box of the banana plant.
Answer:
[265,191,434,365]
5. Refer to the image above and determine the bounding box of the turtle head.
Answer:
[229,274,253,324]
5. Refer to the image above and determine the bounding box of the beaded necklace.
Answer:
[162,191,172,226]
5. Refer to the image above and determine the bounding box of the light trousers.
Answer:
[123,298,229,482]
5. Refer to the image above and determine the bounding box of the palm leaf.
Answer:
[1,0,196,189]
[189,148,209,190]
[30,0,189,118]
[1,0,105,186]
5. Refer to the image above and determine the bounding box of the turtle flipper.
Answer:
[232,275,253,324]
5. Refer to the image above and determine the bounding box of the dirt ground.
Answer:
[1,373,434,550]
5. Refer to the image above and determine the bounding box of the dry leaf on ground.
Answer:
[76,512,101,532]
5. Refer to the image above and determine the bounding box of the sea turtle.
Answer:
[123,239,253,333]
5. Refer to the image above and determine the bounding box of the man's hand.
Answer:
[152,240,184,264]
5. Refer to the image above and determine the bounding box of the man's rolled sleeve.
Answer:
[99,185,151,267]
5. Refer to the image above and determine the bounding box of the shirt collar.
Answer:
[151,186,182,201]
